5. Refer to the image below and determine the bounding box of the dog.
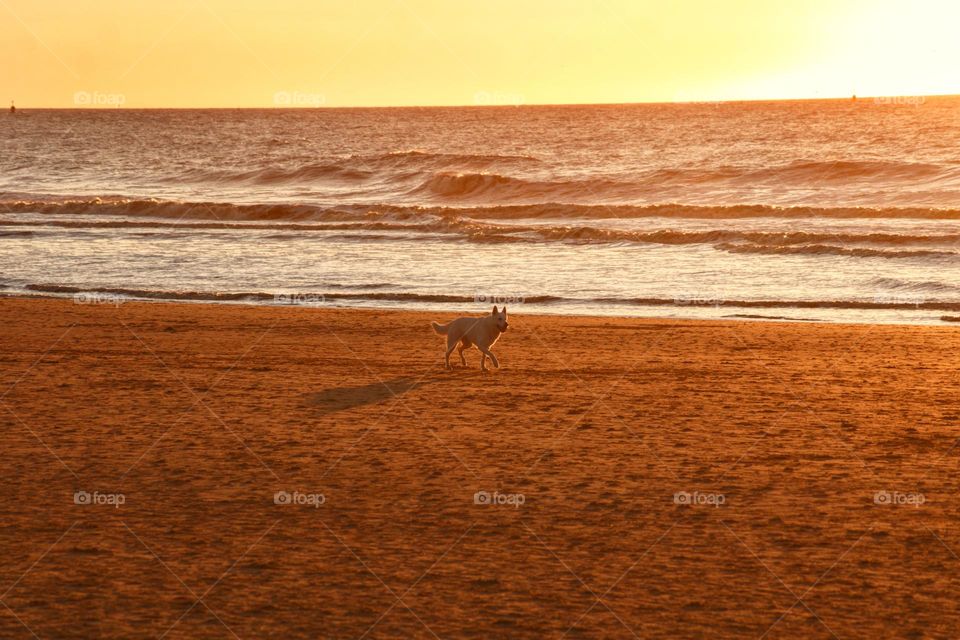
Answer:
[431,306,509,371]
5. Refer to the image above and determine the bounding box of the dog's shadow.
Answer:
[306,377,438,415]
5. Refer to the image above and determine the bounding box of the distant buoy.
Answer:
[9,100,14,114]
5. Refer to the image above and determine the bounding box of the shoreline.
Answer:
[3,297,960,637]
[2,292,956,327]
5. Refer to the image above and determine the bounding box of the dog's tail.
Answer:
[430,321,448,335]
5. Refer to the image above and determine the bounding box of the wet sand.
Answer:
[1,297,960,638]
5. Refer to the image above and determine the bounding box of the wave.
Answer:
[497,227,960,248]
[15,284,960,312]
[192,163,374,185]
[646,159,953,185]
[715,243,955,259]
[867,277,960,294]
[598,297,960,311]
[742,159,947,183]
[8,196,960,222]
[0,197,331,221]
[169,150,541,186]
[456,202,960,220]
[7,208,960,253]
[413,172,532,198]
[367,150,540,167]
[159,155,959,199]
[724,313,821,321]
[18,284,560,305]
[0,217,436,233]
[409,171,641,201]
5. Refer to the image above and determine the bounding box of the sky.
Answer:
[1,0,958,108]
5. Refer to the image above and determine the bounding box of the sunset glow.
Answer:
[2,0,958,108]
[7,1,960,637]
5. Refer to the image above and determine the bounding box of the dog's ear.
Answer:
[503,306,507,314]
[492,305,498,315]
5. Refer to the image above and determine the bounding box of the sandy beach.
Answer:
[2,297,960,638]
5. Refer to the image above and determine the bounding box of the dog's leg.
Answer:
[457,342,468,366]
[444,334,458,369]
[479,347,500,369]
[479,351,488,372]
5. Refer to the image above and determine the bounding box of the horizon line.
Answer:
[9,92,959,111]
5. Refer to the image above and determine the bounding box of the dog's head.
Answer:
[492,305,509,332]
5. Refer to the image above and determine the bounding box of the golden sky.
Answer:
[1,0,958,107]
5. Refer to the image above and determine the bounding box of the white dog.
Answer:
[431,306,509,371]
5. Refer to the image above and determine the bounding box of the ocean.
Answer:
[3,97,960,323]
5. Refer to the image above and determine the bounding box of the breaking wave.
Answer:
[408,172,637,201]
[5,202,960,258]
[169,150,542,186]
[715,243,955,259]
[6,196,960,222]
